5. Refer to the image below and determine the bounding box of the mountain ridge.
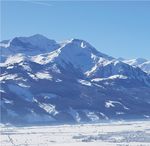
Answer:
[1,34,150,125]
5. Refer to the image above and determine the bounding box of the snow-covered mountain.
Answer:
[0,34,59,62]
[123,58,148,66]
[1,34,150,125]
[122,58,150,74]
[139,61,150,74]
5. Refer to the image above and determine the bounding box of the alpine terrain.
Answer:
[1,34,150,125]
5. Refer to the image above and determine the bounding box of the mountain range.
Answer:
[0,34,150,125]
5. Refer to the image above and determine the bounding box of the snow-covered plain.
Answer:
[1,121,150,146]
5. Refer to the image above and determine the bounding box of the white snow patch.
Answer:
[18,82,30,88]
[91,53,97,60]
[85,58,108,76]
[85,111,99,122]
[39,103,58,115]
[0,54,25,66]
[144,115,150,118]
[0,40,11,48]
[50,64,61,73]
[109,75,128,79]
[93,83,104,88]
[92,75,128,82]
[35,71,52,80]
[7,66,14,69]
[105,101,115,108]
[99,112,109,120]
[55,79,62,82]
[3,98,13,104]
[0,74,18,82]
[78,79,92,86]
[0,89,5,93]
[19,62,31,71]
[81,42,86,48]
[28,72,37,80]
[105,100,129,110]
[31,51,59,65]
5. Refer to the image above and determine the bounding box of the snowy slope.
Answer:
[123,58,150,74]
[1,34,150,125]
[123,58,148,66]
[139,61,150,74]
[30,38,113,72]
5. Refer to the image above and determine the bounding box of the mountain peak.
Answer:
[0,35,60,57]
[10,34,57,47]
[60,38,101,57]
[29,34,47,39]
[136,58,148,63]
[69,38,93,48]
[123,58,148,66]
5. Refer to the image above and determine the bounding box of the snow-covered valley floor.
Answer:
[1,120,150,146]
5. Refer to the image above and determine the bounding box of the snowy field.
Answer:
[1,121,150,146]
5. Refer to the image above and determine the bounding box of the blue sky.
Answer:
[1,1,150,59]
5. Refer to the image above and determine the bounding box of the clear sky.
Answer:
[1,1,150,59]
